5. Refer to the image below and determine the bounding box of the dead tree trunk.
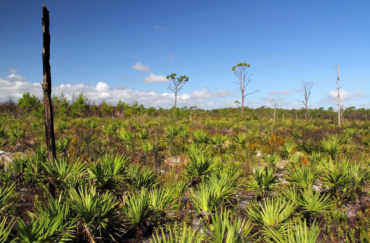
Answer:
[42,5,56,161]
[336,65,341,128]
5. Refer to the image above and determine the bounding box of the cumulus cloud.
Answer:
[132,62,151,72]
[153,25,165,31]
[0,71,42,101]
[269,89,291,95]
[321,89,368,108]
[143,73,168,83]
[0,71,234,109]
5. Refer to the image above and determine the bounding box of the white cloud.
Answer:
[0,71,234,109]
[153,25,165,31]
[143,73,168,83]
[269,90,291,95]
[328,89,353,101]
[132,62,151,72]
[321,89,368,108]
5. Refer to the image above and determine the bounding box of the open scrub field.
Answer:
[0,110,369,243]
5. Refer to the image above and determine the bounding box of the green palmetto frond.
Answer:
[321,135,341,160]
[150,223,203,243]
[42,158,86,189]
[246,167,277,199]
[17,196,76,243]
[286,165,316,190]
[0,217,16,243]
[320,158,354,196]
[69,186,117,232]
[123,188,152,228]
[233,134,248,148]
[190,182,217,217]
[149,186,178,213]
[205,209,254,243]
[192,130,210,144]
[185,144,217,183]
[88,155,127,190]
[0,182,16,213]
[190,173,237,217]
[264,220,320,243]
[126,164,158,189]
[247,198,294,228]
[297,187,332,218]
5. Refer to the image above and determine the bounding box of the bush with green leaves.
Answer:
[192,129,210,144]
[17,195,76,243]
[247,198,294,239]
[0,182,16,214]
[321,135,341,160]
[204,209,254,243]
[68,186,118,239]
[88,155,127,191]
[297,187,332,220]
[286,165,316,190]
[42,158,86,191]
[149,186,179,215]
[123,188,152,232]
[190,173,237,218]
[320,158,359,200]
[150,223,204,243]
[185,145,217,184]
[264,220,320,243]
[0,217,16,242]
[126,164,158,189]
[246,167,278,200]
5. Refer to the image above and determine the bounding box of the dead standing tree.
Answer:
[232,63,257,120]
[302,81,313,120]
[42,5,56,161]
[336,64,342,128]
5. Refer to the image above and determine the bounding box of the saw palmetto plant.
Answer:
[16,196,76,243]
[286,165,316,190]
[126,164,158,189]
[263,219,320,243]
[321,135,342,160]
[185,144,217,184]
[247,198,295,229]
[123,188,152,231]
[297,187,332,220]
[87,155,127,191]
[246,167,278,200]
[204,208,254,243]
[0,182,16,213]
[150,223,204,243]
[0,217,16,243]
[42,158,86,191]
[68,186,118,240]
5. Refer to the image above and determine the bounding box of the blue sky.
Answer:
[0,0,369,109]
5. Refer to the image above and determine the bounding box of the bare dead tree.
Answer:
[336,64,341,127]
[302,81,313,120]
[232,63,257,120]
[273,101,278,121]
[42,5,56,161]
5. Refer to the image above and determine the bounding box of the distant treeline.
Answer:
[0,92,369,121]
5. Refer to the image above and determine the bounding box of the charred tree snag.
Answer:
[42,5,56,161]
[42,5,56,197]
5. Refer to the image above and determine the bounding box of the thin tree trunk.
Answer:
[241,90,244,120]
[336,65,341,128]
[42,5,56,161]
[305,105,308,120]
[174,92,177,118]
